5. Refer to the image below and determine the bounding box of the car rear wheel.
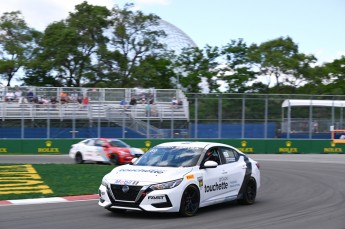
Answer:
[238,177,257,205]
[75,153,84,164]
[179,185,200,217]
[109,154,118,165]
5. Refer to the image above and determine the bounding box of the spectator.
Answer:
[18,91,28,104]
[149,96,154,104]
[171,97,178,108]
[80,96,89,109]
[313,120,319,133]
[151,103,158,117]
[177,100,183,108]
[120,99,127,110]
[129,96,137,108]
[5,91,15,102]
[141,94,147,104]
[60,91,68,104]
[50,97,58,108]
[14,89,23,101]
[145,103,151,117]
[26,90,34,103]
[69,90,79,102]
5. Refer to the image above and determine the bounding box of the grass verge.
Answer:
[0,164,114,201]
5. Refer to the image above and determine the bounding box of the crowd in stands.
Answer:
[2,88,89,109]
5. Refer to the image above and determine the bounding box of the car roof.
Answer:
[155,141,231,149]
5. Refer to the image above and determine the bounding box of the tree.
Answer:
[174,45,221,93]
[96,3,167,88]
[248,36,316,93]
[23,2,110,87]
[219,39,256,93]
[0,11,40,86]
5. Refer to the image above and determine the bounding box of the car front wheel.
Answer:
[179,185,200,217]
[109,154,118,165]
[75,153,84,164]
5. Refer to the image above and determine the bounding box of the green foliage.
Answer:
[0,3,343,96]
[0,11,39,86]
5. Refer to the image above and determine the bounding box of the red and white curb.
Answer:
[0,194,99,206]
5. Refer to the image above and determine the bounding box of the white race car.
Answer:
[69,138,144,165]
[98,141,260,216]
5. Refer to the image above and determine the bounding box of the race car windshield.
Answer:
[134,147,202,167]
[108,140,129,148]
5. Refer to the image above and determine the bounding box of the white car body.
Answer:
[98,141,260,216]
[69,138,144,164]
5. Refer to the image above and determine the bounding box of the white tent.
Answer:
[281,99,345,137]
[282,99,345,108]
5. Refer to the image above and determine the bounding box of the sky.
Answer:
[0,0,344,65]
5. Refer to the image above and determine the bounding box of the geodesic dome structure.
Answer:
[156,20,197,53]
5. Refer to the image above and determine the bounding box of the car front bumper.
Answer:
[98,184,182,213]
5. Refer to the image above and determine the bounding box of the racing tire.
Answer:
[179,185,200,217]
[238,177,257,205]
[109,154,119,165]
[75,153,84,164]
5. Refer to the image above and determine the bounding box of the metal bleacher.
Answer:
[0,87,189,137]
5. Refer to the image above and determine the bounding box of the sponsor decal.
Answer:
[114,180,139,185]
[198,177,203,188]
[37,140,60,153]
[229,180,240,188]
[204,182,228,193]
[0,148,8,153]
[148,196,165,200]
[119,168,166,174]
[279,141,298,153]
[186,174,194,180]
[323,141,343,153]
[238,141,254,153]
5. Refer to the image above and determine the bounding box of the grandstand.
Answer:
[0,87,189,138]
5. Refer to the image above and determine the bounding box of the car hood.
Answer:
[105,164,193,185]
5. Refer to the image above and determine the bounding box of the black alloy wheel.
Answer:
[239,177,257,205]
[179,185,200,217]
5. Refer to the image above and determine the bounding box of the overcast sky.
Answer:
[1,0,344,64]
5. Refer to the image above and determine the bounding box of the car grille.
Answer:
[110,184,143,201]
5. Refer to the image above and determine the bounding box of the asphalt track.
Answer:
[0,154,345,229]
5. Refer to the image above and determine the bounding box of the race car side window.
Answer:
[203,147,222,165]
[86,139,95,146]
[94,139,105,147]
[219,147,239,164]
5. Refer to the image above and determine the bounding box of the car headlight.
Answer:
[101,177,109,187]
[118,151,130,155]
[149,178,183,190]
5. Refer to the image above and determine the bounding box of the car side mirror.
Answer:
[200,160,218,169]
[130,157,138,164]
[102,144,109,148]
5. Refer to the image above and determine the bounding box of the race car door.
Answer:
[218,147,247,197]
[200,147,230,204]
[83,138,99,160]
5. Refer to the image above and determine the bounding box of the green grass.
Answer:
[0,164,114,201]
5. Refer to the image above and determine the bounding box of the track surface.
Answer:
[1,154,345,229]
